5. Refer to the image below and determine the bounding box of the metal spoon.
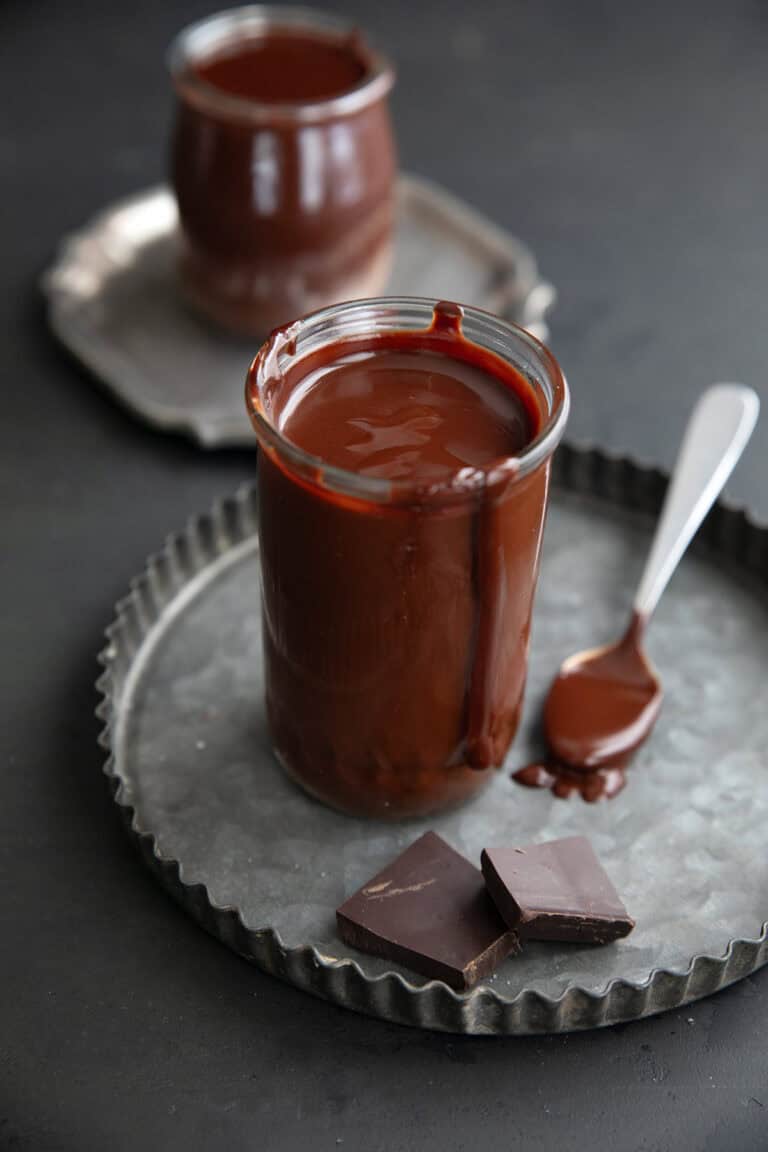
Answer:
[542,383,760,777]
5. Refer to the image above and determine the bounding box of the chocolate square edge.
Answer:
[480,848,524,931]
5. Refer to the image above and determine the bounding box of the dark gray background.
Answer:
[1,1,766,1149]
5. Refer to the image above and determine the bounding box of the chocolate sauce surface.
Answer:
[281,347,534,484]
[194,31,368,104]
[513,761,628,801]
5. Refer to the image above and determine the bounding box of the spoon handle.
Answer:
[633,383,760,620]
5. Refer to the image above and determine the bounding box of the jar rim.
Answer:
[246,297,570,507]
[167,5,395,125]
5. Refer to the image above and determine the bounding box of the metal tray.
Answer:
[97,446,768,1034]
[44,174,554,448]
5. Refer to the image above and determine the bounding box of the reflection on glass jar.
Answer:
[168,7,397,335]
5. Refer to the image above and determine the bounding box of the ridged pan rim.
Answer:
[96,442,768,1034]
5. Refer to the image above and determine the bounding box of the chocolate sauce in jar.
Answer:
[193,31,368,102]
[247,300,569,818]
[169,11,396,335]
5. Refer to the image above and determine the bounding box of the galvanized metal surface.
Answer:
[43,174,554,448]
[97,446,768,1033]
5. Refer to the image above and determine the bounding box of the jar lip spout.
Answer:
[168,5,395,125]
[246,297,570,508]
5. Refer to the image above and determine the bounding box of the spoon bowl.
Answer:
[543,616,662,771]
[520,383,759,796]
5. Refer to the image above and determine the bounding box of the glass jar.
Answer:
[168,7,396,335]
[246,298,570,818]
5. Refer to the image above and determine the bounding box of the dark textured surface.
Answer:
[1,1,766,1149]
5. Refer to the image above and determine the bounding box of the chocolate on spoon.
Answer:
[515,384,759,801]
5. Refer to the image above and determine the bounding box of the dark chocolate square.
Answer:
[481,836,634,944]
[336,831,520,989]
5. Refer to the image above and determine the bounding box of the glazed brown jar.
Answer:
[246,298,570,819]
[168,7,397,335]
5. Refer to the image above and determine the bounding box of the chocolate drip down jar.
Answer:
[169,7,397,334]
[246,298,570,818]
